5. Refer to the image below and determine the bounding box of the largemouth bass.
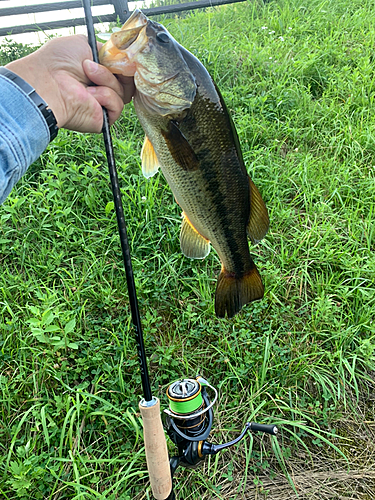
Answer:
[99,10,269,318]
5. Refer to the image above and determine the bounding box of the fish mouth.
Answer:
[121,8,148,30]
[99,9,148,75]
[99,9,196,115]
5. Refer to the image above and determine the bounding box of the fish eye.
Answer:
[156,32,170,43]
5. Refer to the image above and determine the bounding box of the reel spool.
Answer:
[165,377,216,443]
[164,376,278,475]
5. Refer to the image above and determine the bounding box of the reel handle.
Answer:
[139,397,173,500]
[249,422,278,435]
[201,421,278,456]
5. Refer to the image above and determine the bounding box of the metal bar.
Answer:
[112,0,129,23]
[0,0,111,17]
[0,14,116,37]
[143,0,246,16]
[82,0,153,403]
[0,0,246,37]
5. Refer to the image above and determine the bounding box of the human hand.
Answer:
[6,34,134,133]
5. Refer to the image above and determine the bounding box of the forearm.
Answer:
[0,71,49,205]
[6,52,65,128]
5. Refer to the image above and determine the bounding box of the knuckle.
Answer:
[101,87,113,100]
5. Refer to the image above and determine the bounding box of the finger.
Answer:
[87,86,125,125]
[117,75,135,104]
[83,59,126,102]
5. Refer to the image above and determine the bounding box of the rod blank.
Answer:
[82,0,152,402]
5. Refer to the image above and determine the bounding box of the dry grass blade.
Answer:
[241,466,375,500]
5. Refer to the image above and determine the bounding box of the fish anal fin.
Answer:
[161,121,199,172]
[215,265,264,318]
[247,177,269,244]
[180,213,210,259]
[141,136,160,178]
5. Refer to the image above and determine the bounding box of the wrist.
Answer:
[0,66,58,141]
[6,55,67,128]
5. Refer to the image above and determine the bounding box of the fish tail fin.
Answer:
[215,266,264,318]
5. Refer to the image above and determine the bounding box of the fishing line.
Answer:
[81,0,152,402]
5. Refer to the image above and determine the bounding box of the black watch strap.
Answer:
[0,66,58,142]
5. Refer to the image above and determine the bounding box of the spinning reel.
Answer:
[164,377,278,476]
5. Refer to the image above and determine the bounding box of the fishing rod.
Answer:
[81,2,279,498]
[82,2,173,499]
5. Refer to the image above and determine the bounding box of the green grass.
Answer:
[1,0,375,498]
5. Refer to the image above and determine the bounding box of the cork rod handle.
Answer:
[139,398,172,500]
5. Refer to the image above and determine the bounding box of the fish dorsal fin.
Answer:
[247,177,269,244]
[161,121,199,172]
[180,213,211,259]
[141,136,160,178]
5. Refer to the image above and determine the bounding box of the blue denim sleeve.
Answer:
[0,70,50,205]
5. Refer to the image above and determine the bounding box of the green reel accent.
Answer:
[167,379,203,415]
[169,393,203,414]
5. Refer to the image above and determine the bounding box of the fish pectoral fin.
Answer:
[247,177,269,244]
[141,136,160,178]
[161,121,199,172]
[180,213,210,259]
[215,265,264,318]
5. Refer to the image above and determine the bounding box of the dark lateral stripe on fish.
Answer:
[201,170,250,276]
[196,141,251,275]
[174,93,252,276]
